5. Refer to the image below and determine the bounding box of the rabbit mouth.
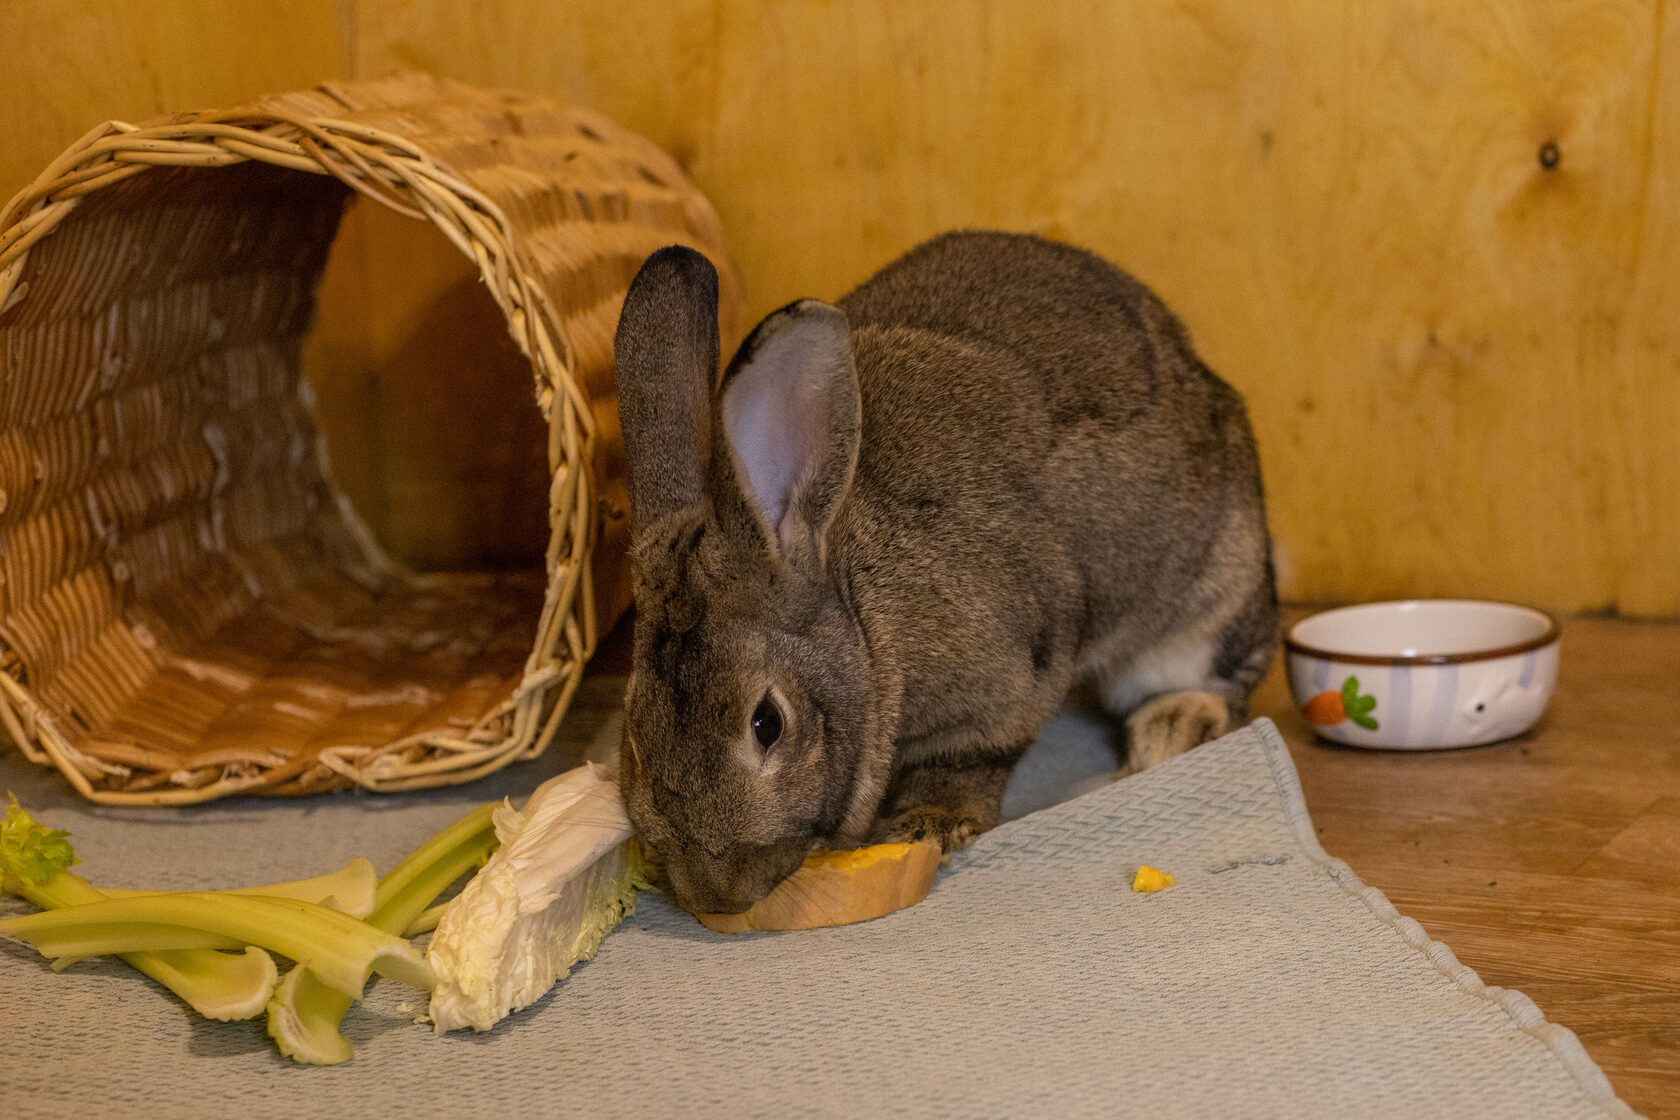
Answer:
[666,838,809,915]
[670,866,772,915]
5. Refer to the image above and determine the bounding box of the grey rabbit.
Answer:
[612,231,1276,914]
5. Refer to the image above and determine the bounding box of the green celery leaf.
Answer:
[1,793,79,886]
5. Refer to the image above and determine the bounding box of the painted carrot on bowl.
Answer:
[1303,676,1379,731]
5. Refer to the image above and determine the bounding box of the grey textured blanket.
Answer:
[0,715,1636,1118]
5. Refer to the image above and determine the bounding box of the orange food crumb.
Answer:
[1132,865,1176,893]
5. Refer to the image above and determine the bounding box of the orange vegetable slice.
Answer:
[696,840,942,933]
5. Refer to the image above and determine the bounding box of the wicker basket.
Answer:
[0,73,743,804]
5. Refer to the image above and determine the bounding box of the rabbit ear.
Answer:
[614,246,721,530]
[721,300,860,561]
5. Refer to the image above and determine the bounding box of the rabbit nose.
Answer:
[671,874,755,916]
[666,854,755,915]
[668,841,808,915]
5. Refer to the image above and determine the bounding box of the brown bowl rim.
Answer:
[1283,599,1561,667]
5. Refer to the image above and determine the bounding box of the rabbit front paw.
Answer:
[1123,689,1233,774]
[867,745,1027,855]
[870,804,988,855]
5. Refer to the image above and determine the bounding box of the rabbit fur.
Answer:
[613,231,1276,914]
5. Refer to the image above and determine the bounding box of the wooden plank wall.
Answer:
[2,1,1676,615]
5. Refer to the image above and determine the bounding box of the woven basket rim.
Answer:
[1,104,596,432]
[0,78,612,804]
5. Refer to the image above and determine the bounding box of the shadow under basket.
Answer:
[0,73,742,804]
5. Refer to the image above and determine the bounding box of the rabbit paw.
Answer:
[1123,689,1233,774]
[869,804,987,856]
[867,745,1025,856]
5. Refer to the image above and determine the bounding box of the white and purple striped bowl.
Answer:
[1284,600,1560,750]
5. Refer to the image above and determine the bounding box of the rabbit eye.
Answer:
[751,694,783,750]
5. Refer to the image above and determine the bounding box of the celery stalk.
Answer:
[267,967,355,1065]
[9,920,249,953]
[6,867,280,1019]
[371,804,500,923]
[2,797,287,1021]
[402,902,448,938]
[120,946,278,1020]
[0,892,433,998]
[266,803,499,1065]
[39,856,375,988]
[100,858,378,919]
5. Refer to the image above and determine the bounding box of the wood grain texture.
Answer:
[0,0,344,197]
[1,1,1674,611]
[345,0,718,172]
[696,0,1680,616]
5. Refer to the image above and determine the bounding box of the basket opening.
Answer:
[0,161,555,797]
[303,199,552,575]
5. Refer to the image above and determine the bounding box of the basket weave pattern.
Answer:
[0,74,741,804]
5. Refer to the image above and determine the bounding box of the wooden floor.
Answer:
[1250,614,1680,1118]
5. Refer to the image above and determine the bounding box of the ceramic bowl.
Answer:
[1284,600,1560,749]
